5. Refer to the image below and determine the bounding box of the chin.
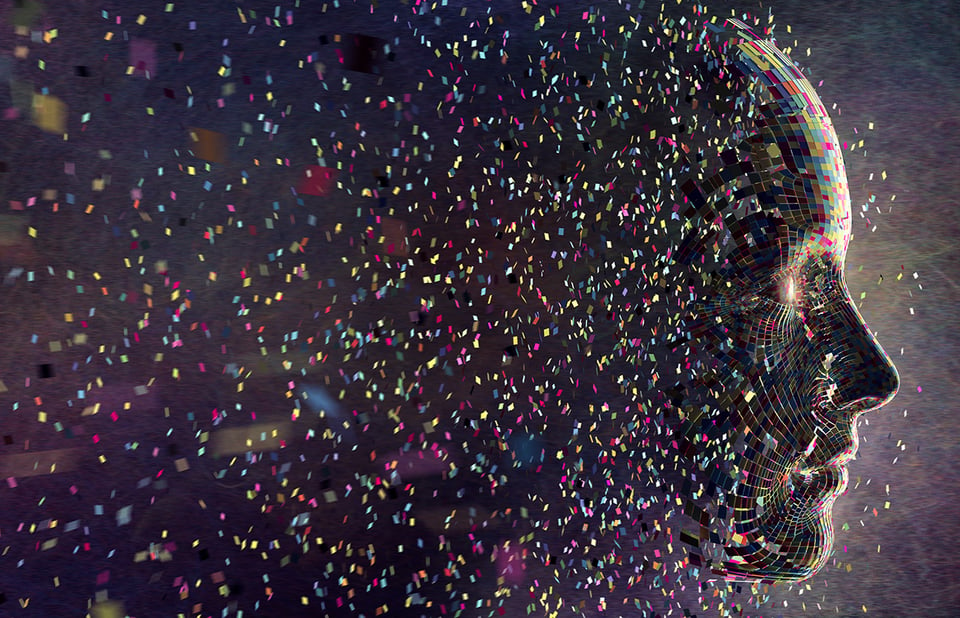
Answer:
[718,474,844,583]
[720,536,830,583]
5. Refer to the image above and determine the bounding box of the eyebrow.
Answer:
[795,226,848,261]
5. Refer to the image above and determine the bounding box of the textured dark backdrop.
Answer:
[0,0,955,617]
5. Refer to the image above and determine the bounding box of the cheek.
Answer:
[733,315,823,444]
[740,302,810,368]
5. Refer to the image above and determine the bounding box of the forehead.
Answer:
[759,111,851,254]
[734,34,853,258]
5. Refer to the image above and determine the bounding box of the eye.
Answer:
[750,275,800,308]
[780,275,798,305]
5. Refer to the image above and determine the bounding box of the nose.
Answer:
[824,298,901,415]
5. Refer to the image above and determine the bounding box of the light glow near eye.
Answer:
[783,276,797,304]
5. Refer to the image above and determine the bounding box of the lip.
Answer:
[794,449,855,476]
[814,442,857,468]
[801,418,859,469]
[791,433,857,475]
[787,460,849,500]
[793,457,849,476]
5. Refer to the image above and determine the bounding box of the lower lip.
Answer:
[788,464,847,499]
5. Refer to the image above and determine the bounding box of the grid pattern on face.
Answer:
[662,20,898,583]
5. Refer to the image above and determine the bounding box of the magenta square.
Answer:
[129,38,157,78]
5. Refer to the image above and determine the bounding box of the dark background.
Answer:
[0,1,955,617]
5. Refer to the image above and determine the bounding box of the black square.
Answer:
[343,34,386,74]
[179,217,187,226]
[319,35,329,45]
[75,66,89,77]
[38,364,54,379]
[173,42,183,52]
[164,88,175,99]
[198,548,209,560]
[2,435,12,445]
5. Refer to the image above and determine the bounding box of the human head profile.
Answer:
[331,11,903,608]
[654,17,901,583]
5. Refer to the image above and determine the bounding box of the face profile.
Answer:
[648,19,902,583]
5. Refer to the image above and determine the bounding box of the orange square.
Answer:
[189,128,226,163]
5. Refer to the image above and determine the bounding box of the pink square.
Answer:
[129,38,157,78]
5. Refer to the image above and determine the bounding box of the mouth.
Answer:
[784,455,850,502]
[808,426,859,468]
[795,410,861,466]
[741,424,862,525]
[777,428,858,507]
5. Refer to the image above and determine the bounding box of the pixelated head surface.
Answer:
[656,18,901,582]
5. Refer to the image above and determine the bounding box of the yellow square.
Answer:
[32,94,67,134]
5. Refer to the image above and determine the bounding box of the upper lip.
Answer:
[798,423,858,470]
[820,444,857,467]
